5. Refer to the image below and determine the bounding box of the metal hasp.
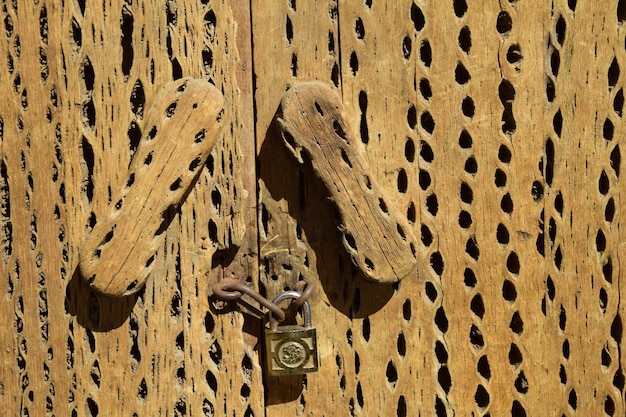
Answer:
[264,290,318,376]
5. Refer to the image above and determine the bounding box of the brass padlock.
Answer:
[264,290,318,376]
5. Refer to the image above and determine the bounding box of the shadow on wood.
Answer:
[65,267,139,331]
[259,113,394,320]
[264,373,307,406]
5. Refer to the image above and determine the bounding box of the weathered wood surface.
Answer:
[1,0,626,416]
[0,0,256,416]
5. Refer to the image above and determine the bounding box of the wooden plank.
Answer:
[0,0,259,416]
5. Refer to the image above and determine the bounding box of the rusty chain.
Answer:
[212,277,314,324]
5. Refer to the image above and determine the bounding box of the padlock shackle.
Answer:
[269,290,312,331]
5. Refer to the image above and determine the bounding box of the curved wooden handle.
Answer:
[79,78,225,297]
[276,82,418,283]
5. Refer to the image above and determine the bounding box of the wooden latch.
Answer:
[276,82,419,283]
[79,78,225,297]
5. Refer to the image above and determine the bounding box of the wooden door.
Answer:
[1,0,625,416]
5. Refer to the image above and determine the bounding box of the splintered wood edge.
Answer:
[79,78,225,297]
[277,81,419,283]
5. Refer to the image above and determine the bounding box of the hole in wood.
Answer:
[497,223,509,245]
[470,294,485,319]
[397,169,408,193]
[362,317,370,342]
[405,138,415,162]
[596,229,607,253]
[402,299,412,321]
[599,170,610,195]
[333,119,347,140]
[402,36,412,59]
[420,111,435,134]
[421,224,433,246]
[610,145,621,176]
[211,188,221,212]
[507,44,523,64]
[510,311,524,335]
[143,126,157,142]
[458,25,471,53]
[359,90,369,144]
[453,0,468,17]
[143,151,154,166]
[285,14,293,45]
[434,307,448,333]
[340,149,352,167]
[502,279,518,304]
[506,251,520,274]
[465,237,479,260]
[458,129,472,149]
[407,201,416,223]
[498,144,512,163]
[127,122,141,155]
[603,257,613,284]
[419,40,432,67]
[546,77,555,102]
[396,224,406,240]
[355,17,365,39]
[314,101,324,116]
[555,15,567,46]
[154,204,177,237]
[424,281,437,303]
[349,51,359,75]
[469,324,484,349]
[460,181,473,203]
[406,105,418,129]
[459,210,472,228]
[462,96,475,118]
[496,11,512,34]
[168,176,182,192]
[508,343,523,368]
[500,193,513,214]
[614,89,624,116]
[512,400,527,417]
[455,62,470,85]
[125,173,135,189]
[438,366,451,394]
[420,140,434,161]
[475,384,490,409]
[343,231,357,251]
[602,118,615,140]
[290,52,297,77]
[420,187,437,213]
[121,7,134,78]
[79,136,95,203]
[618,0,626,22]
[165,102,177,117]
[411,3,425,32]
[477,355,491,380]
[464,157,478,174]
[550,49,561,77]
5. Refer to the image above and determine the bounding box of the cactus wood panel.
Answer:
[1,0,625,416]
